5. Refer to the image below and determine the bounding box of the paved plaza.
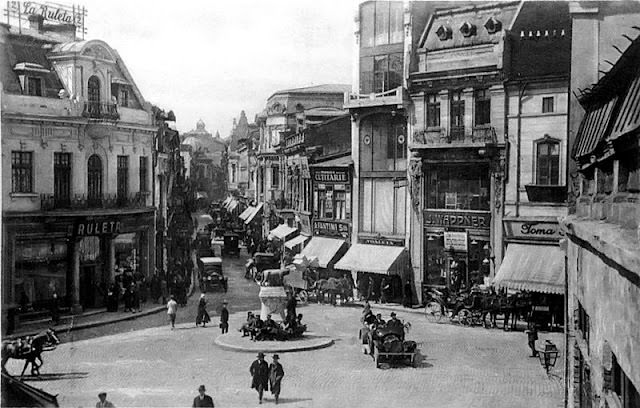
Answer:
[6,303,564,408]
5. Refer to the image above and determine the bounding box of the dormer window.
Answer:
[436,25,452,41]
[26,76,43,96]
[484,17,502,34]
[460,21,476,38]
[13,63,49,97]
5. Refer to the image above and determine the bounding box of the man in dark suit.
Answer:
[192,385,214,407]
[220,300,229,334]
[250,352,269,404]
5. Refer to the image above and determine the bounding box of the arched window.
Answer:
[88,76,100,103]
[87,154,103,206]
[536,139,560,185]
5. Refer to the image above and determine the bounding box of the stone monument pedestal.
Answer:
[258,286,288,321]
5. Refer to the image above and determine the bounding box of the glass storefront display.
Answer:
[114,232,141,274]
[426,164,490,210]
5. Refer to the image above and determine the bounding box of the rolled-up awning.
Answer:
[269,224,298,240]
[300,236,348,269]
[245,203,264,225]
[334,244,405,275]
[285,234,310,250]
[493,243,565,294]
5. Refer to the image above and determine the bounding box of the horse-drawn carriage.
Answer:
[245,252,280,281]
[423,286,533,329]
[2,329,60,378]
[359,318,417,368]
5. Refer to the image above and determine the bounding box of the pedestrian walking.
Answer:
[403,280,413,308]
[269,354,285,404]
[192,385,214,407]
[95,392,115,408]
[250,352,269,404]
[220,300,229,334]
[50,292,60,325]
[196,294,211,327]
[526,324,539,357]
[380,278,389,304]
[167,295,178,330]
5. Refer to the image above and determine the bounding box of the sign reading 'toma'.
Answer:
[503,220,561,241]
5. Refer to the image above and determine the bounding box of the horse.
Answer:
[1,328,60,378]
[310,277,353,305]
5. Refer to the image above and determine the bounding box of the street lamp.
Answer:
[538,340,559,373]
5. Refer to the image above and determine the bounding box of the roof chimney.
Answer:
[28,14,44,32]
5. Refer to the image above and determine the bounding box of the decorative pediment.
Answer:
[82,45,113,61]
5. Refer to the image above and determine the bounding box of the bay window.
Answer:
[426,164,490,211]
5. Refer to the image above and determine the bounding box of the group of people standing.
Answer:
[357,275,414,308]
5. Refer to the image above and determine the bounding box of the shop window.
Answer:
[360,114,407,172]
[596,161,614,194]
[11,151,33,193]
[359,178,405,235]
[54,152,72,206]
[618,151,640,193]
[139,156,148,192]
[426,94,440,128]
[26,76,43,96]
[117,155,129,203]
[425,164,490,210]
[474,89,491,126]
[612,353,640,407]
[535,139,560,185]
[542,97,554,113]
[450,90,465,141]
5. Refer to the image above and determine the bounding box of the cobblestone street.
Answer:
[7,302,564,408]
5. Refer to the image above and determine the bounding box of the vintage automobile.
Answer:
[359,318,417,368]
[221,233,240,257]
[198,257,228,293]
[245,252,280,281]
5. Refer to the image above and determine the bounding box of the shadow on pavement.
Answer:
[21,372,89,381]
[272,397,313,404]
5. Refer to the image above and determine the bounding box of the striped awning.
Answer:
[245,203,264,225]
[334,244,405,275]
[239,207,254,221]
[573,97,618,159]
[493,244,565,294]
[609,70,640,141]
[269,224,298,240]
[300,237,348,269]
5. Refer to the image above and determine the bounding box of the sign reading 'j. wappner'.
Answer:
[424,210,491,228]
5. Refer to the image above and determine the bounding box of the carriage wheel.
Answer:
[298,290,309,303]
[424,302,443,323]
[457,308,472,326]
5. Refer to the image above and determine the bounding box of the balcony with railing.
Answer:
[82,102,120,120]
[344,72,407,109]
[40,192,150,211]
[411,125,497,149]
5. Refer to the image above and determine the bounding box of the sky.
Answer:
[79,0,357,138]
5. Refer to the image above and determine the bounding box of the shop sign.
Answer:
[313,220,350,239]
[312,168,349,183]
[359,236,404,247]
[298,213,312,236]
[75,220,122,237]
[444,231,468,252]
[424,210,490,229]
[8,1,86,28]
[504,220,561,241]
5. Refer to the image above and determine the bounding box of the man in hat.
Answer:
[250,352,269,404]
[167,295,178,330]
[269,354,285,404]
[192,385,214,407]
[220,300,229,334]
[387,312,404,332]
[96,392,115,408]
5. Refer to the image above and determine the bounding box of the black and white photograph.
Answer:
[1,0,639,407]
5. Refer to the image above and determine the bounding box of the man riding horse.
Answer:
[1,328,60,378]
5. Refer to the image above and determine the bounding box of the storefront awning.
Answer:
[493,244,564,294]
[193,214,214,231]
[245,203,264,225]
[334,244,405,275]
[269,224,298,240]
[285,234,309,250]
[300,236,348,269]
[239,207,254,221]
[572,97,618,159]
[227,200,239,211]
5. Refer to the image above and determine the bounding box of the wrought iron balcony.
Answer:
[345,73,407,109]
[82,102,120,120]
[411,125,497,148]
[41,192,149,211]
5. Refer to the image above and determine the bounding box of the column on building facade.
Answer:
[108,238,116,282]
[438,90,449,133]
[408,154,424,303]
[71,239,82,314]
[462,88,474,139]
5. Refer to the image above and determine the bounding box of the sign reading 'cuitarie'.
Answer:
[312,169,349,183]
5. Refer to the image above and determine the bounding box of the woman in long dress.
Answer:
[196,294,210,327]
